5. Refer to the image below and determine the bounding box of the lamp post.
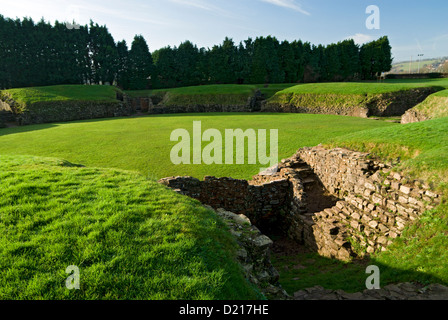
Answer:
[417,54,424,73]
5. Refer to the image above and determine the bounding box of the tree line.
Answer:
[0,15,393,90]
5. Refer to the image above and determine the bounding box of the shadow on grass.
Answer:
[0,123,58,137]
[271,245,447,295]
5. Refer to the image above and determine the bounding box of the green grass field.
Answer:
[0,113,396,180]
[406,89,448,121]
[390,59,444,74]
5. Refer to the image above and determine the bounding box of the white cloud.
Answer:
[260,0,310,15]
[167,0,236,18]
[346,33,374,45]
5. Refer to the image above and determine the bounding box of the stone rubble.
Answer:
[210,207,289,300]
[293,283,448,300]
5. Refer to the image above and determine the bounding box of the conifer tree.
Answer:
[128,35,154,90]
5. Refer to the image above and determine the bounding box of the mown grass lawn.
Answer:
[0,113,395,180]
[0,155,261,300]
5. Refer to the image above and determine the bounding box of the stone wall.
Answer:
[262,104,369,118]
[261,97,369,118]
[124,91,264,115]
[0,99,15,126]
[10,100,132,126]
[126,96,153,113]
[0,92,133,126]
[262,88,438,118]
[288,146,441,259]
[365,88,439,117]
[159,176,293,233]
[159,146,442,261]
[211,207,288,299]
[401,108,430,124]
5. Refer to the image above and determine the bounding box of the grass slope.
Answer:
[125,84,258,106]
[124,83,298,105]
[276,81,447,95]
[1,85,121,111]
[0,113,395,180]
[0,155,260,300]
[408,89,448,120]
[265,80,448,116]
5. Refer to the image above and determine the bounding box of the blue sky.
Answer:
[1,0,447,62]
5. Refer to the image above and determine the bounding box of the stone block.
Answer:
[387,202,397,213]
[378,224,389,233]
[398,196,409,204]
[400,185,411,195]
[364,182,376,191]
[391,181,401,190]
[351,211,361,221]
[425,190,438,198]
[350,220,359,229]
[369,220,379,229]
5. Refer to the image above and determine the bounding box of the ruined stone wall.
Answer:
[14,100,132,125]
[211,207,288,299]
[0,95,133,126]
[262,88,438,118]
[159,146,442,261]
[261,103,369,118]
[401,108,430,124]
[158,176,293,233]
[124,91,263,115]
[0,99,15,126]
[294,146,441,259]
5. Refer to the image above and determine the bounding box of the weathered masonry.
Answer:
[159,146,441,261]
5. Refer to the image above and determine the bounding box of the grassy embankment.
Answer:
[1,85,121,112]
[265,79,448,116]
[0,154,264,300]
[125,83,297,106]
[0,85,125,126]
[406,89,448,120]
